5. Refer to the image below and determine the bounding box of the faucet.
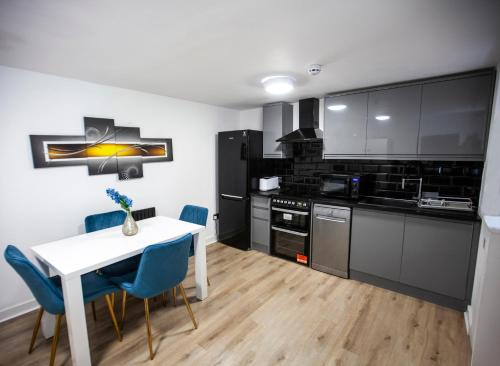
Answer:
[402,178,423,200]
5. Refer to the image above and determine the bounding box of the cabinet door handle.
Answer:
[315,215,347,223]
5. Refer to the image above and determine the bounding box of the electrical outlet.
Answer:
[213,213,219,220]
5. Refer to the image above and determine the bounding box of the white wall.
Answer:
[479,62,500,216]
[0,66,239,321]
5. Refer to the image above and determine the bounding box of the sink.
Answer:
[358,197,418,209]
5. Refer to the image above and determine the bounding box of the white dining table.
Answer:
[31,216,207,366]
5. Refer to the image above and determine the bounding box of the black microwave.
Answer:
[319,174,367,199]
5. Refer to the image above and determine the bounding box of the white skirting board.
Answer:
[0,298,39,323]
[464,305,472,335]
[0,236,218,324]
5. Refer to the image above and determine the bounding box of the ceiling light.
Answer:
[375,115,391,121]
[261,75,295,95]
[328,104,347,111]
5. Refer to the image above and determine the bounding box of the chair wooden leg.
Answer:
[121,290,127,329]
[91,301,97,321]
[172,287,177,307]
[104,294,122,342]
[28,308,44,354]
[49,314,62,366]
[207,277,211,286]
[162,291,168,307]
[111,292,115,309]
[144,298,154,360]
[179,283,198,329]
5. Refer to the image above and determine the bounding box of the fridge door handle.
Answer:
[221,194,247,201]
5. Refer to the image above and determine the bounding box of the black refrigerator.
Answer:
[217,130,262,250]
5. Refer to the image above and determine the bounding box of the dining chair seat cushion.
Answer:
[85,210,140,276]
[109,234,192,299]
[99,255,142,277]
[49,272,119,303]
[179,205,208,257]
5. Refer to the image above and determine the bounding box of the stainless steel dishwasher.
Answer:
[311,204,351,278]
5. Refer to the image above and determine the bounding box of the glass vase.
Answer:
[122,211,139,236]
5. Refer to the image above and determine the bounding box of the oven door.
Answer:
[320,174,351,197]
[271,207,310,265]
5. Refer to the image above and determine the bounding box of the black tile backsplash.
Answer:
[258,142,483,203]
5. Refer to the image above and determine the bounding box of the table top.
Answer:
[31,216,204,278]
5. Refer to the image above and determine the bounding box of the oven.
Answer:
[319,174,367,199]
[270,196,311,266]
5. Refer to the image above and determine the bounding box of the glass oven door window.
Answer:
[271,228,309,265]
[271,210,308,230]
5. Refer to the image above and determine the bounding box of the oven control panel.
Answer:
[272,197,310,210]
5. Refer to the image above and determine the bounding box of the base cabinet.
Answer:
[250,196,271,253]
[350,209,405,281]
[400,216,473,299]
[350,207,478,308]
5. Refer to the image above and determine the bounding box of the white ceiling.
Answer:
[1,0,499,110]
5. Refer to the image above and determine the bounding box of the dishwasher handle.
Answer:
[314,215,348,223]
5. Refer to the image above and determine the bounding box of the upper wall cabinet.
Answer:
[263,102,293,159]
[324,93,368,157]
[418,75,493,158]
[366,85,422,155]
[323,69,495,160]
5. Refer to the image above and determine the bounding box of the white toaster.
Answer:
[259,176,279,191]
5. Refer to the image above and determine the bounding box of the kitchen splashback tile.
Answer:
[258,144,483,203]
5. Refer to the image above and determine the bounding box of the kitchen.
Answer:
[217,69,492,322]
[1,1,500,365]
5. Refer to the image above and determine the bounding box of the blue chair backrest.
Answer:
[179,205,208,227]
[4,245,64,314]
[125,234,192,299]
[85,210,126,233]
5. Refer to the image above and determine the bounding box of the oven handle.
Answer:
[271,226,309,237]
[315,215,347,223]
[271,207,309,216]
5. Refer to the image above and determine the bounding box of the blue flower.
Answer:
[106,188,134,212]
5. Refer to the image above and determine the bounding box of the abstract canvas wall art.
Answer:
[30,117,173,180]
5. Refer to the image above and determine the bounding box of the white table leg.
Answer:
[61,274,92,366]
[36,258,55,339]
[193,232,208,300]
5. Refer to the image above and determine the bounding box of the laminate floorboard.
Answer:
[0,243,470,365]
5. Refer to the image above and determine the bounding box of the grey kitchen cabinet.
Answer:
[418,75,493,157]
[400,216,473,299]
[263,102,293,158]
[350,208,405,281]
[323,93,368,157]
[250,195,271,254]
[366,85,422,155]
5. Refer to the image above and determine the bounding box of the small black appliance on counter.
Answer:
[319,173,369,199]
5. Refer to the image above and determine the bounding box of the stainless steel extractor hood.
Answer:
[276,98,323,143]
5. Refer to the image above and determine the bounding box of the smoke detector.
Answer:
[307,64,322,76]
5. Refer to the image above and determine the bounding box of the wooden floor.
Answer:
[0,243,470,366]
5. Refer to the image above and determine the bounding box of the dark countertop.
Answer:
[250,189,280,197]
[251,190,480,222]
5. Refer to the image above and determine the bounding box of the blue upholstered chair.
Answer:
[178,205,210,292]
[85,210,141,276]
[179,205,209,257]
[4,245,122,366]
[108,234,197,360]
